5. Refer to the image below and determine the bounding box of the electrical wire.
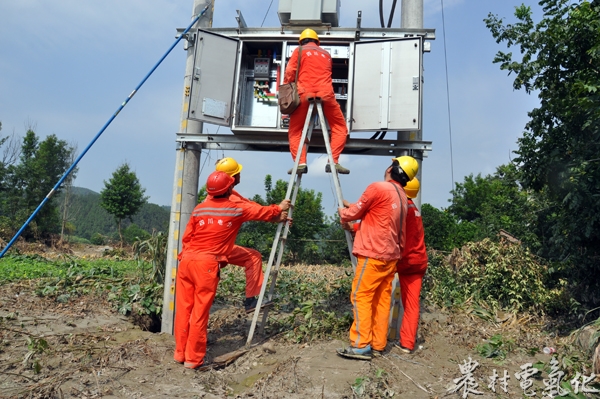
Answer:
[261,0,275,28]
[441,0,455,188]
[387,0,398,27]
[379,0,399,28]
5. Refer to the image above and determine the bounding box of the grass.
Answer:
[0,254,138,282]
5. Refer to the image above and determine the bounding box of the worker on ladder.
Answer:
[336,156,418,360]
[284,28,349,175]
[213,157,282,313]
[174,171,290,369]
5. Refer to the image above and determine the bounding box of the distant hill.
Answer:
[60,187,170,240]
[70,187,99,197]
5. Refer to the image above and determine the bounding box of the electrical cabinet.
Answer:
[187,29,422,134]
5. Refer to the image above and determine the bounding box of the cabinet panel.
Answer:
[351,38,422,131]
[188,30,239,126]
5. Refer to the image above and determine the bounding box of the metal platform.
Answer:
[176,132,431,157]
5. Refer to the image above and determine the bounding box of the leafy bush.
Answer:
[90,233,107,245]
[423,239,570,314]
[281,301,352,343]
[122,223,150,244]
[216,264,353,342]
[476,334,515,361]
[422,204,479,251]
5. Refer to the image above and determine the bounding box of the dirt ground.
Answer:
[0,244,589,398]
[1,288,570,398]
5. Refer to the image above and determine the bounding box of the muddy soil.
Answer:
[0,271,568,399]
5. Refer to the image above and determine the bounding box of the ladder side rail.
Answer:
[246,221,284,346]
[246,104,316,346]
[315,101,358,270]
[258,118,317,334]
[258,171,304,334]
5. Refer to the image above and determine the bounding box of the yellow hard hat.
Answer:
[392,156,419,181]
[215,157,243,176]
[299,28,319,44]
[403,177,420,199]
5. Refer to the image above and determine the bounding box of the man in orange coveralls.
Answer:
[336,156,419,360]
[213,157,280,313]
[395,177,428,354]
[283,28,349,175]
[174,171,291,369]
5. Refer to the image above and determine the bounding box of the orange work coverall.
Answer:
[339,181,407,352]
[208,189,280,298]
[174,197,280,368]
[396,198,428,351]
[283,42,347,165]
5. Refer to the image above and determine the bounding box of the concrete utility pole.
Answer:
[399,0,424,208]
[161,0,214,334]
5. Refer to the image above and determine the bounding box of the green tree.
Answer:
[317,215,351,265]
[100,163,148,244]
[421,204,478,252]
[485,0,600,304]
[0,129,74,238]
[448,163,541,249]
[236,175,327,264]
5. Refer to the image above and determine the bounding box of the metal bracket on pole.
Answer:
[236,10,247,30]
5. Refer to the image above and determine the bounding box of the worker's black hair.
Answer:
[390,162,410,187]
[214,186,233,199]
[300,38,318,46]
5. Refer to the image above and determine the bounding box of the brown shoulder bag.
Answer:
[278,46,302,115]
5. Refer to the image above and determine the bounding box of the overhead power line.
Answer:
[441,0,456,189]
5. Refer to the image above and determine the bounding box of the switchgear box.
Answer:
[187,29,422,134]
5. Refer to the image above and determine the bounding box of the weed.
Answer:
[132,231,167,284]
[281,300,352,343]
[23,337,48,374]
[476,334,515,361]
[351,377,369,397]
[351,367,395,397]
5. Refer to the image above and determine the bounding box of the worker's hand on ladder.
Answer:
[275,211,292,225]
[278,199,291,211]
[342,199,351,208]
[341,221,355,232]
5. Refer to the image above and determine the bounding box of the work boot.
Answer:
[287,164,308,175]
[325,163,350,175]
[394,343,412,354]
[183,360,203,369]
[336,344,373,360]
[244,296,273,314]
[372,349,384,357]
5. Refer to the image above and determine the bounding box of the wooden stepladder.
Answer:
[246,97,357,346]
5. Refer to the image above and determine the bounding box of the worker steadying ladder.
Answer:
[336,156,419,360]
[213,157,285,313]
[173,171,290,369]
[284,28,350,175]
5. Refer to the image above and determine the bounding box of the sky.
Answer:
[0,0,543,216]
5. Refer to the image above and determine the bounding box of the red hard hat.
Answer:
[206,171,234,196]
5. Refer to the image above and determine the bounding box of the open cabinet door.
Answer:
[351,37,422,132]
[188,30,239,126]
